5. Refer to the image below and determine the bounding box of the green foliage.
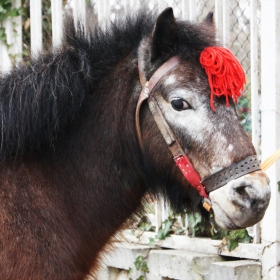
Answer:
[187,211,210,237]
[236,95,252,136]
[278,181,280,192]
[148,237,155,246]
[134,255,149,273]
[134,207,253,253]
[225,229,252,251]
[155,217,175,240]
[129,255,149,280]
[210,214,252,251]
[137,216,155,232]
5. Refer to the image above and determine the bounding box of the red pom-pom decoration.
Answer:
[200,46,246,111]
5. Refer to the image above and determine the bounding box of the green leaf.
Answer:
[8,7,19,17]
[226,238,239,251]
[141,261,149,273]
[0,27,5,37]
[0,6,7,14]
[136,276,144,280]
[175,227,185,235]
[149,237,155,246]
[2,2,11,10]
[278,181,280,192]
[134,255,143,271]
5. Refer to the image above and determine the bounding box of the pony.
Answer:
[0,7,270,280]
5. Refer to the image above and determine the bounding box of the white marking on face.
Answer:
[227,144,233,152]
[164,75,176,86]
[157,88,214,144]
[155,87,237,175]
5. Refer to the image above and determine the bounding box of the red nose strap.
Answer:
[174,154,208,198]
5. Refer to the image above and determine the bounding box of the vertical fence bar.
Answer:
[222,0,230,46]
[188,0,196,21]
[250,0,261,244]
[155,201,162,232]
[30,0,42,54]
[51,0,63,48]
[72,0,87,34]
[0,0,22,72]
[181,0,187,19]
[261,0,280,278]
[215,0,223,41]
[8,0,22,62]
[97,0,109,24]
[129,0,138,11]
[251,0,260,154]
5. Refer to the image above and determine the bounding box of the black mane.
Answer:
[0,8,216,162]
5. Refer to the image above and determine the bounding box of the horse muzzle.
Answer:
[209,170,271,230]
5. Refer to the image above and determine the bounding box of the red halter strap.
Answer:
[136,56,209,201]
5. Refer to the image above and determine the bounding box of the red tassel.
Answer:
[200,46,246,111]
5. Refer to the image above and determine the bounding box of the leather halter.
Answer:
[135,56,261,210]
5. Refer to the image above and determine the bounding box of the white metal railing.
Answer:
[0,0,279,278]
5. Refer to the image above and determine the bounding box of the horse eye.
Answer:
[171,98,191,111]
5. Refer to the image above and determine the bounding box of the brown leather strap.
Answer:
[135,56,181,149]
[201,155,261,193]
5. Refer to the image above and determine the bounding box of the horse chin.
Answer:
[210,201,242,230]
[209,170,271,230]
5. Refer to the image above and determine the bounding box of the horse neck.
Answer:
[46,52,147,260]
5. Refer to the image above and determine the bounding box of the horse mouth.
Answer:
[208,170,270,230]
[211,201,242,230]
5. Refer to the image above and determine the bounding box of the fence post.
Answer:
[30,0,42,54]
[250,0,261,244]
[0,0,22,72]
[72,0,86,32]
[188,0,196,21]
[51,0,63,48]
[215,0,223,41]
[222,0,230,46]
[261,0,280,279]
[97,0,109,24]
[251,0,260,155]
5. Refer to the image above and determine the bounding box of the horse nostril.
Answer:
[233,184,252,201]
[231,184,255,208]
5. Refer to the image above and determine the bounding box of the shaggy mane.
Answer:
[0,7,216,162]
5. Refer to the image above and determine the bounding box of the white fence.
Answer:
[0,0,279,279]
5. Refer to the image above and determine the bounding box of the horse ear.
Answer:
[203,12,214,25]
[151,7,178,62]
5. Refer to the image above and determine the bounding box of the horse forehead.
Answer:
[161,63,208,93]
